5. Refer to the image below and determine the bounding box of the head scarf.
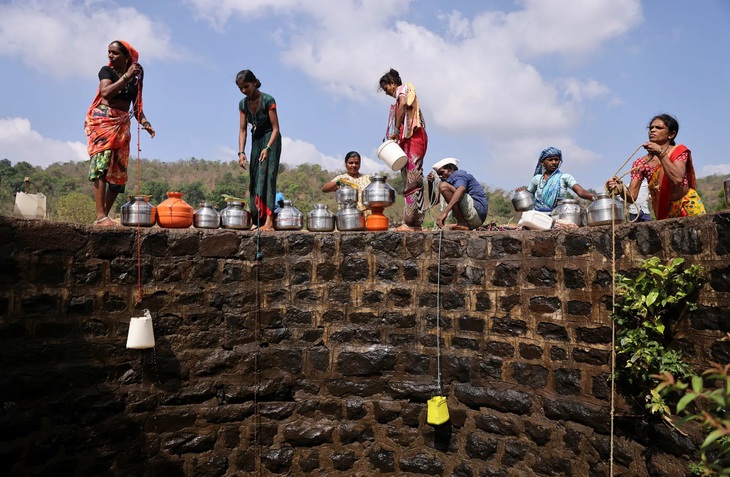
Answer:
[533,147,564,212]
[432,157,459,171]
[534,147,563,175]
[111,40,139,66]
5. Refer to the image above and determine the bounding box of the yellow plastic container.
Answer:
[427,396,450,425]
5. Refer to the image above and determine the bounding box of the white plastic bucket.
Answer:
[518,210,553,230]
[376,140,408,171]
[126,310,155,349]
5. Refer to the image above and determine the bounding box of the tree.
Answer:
[54,191,97,224]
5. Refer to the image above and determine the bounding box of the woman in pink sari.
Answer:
[608,114,704,219]
[379,68,428,231]
[84,40,155,226]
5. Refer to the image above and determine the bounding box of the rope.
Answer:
[134,82,143,304]
[435,229,443,394]
[252,144,265,475]
[611,144,644,179]
[609,185,618,475]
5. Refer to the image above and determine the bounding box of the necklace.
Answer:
[111,66,131,96]
[248,93,261,133]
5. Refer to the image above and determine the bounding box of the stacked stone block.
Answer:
[0,213,729,476]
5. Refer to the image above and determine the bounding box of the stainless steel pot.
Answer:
[587,193,625,226]
[275,200,303,230]
[336,204,365,231]
[307,203,336,232]
[220,201,251,229]
[335,183,358,207]
[362,173,395,209]
[552,199,584,226]
[194,202,220,229]
[724,177,730,208]
[512,189,535,212]
[121,195,156,227]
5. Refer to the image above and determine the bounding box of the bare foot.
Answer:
[445,224,470,231]
[93,216,116,227]
[394,224,423,232]
[258,225,275,232]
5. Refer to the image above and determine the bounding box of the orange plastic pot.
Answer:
[365,210,389,231]
[156,191,194,228]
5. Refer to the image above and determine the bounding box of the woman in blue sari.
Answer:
[520,147,594,212]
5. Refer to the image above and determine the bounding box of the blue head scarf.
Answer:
[533,147,564,212]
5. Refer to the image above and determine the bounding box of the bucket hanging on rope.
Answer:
[427,396,449,425]
[126,309,155,349]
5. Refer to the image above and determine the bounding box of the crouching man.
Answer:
[428,157,488,230]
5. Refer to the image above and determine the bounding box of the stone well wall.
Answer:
[1,213,729,476]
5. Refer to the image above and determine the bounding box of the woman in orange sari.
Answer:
[85,40,155,226]
[608,114,704,219]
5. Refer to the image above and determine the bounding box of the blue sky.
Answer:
[1,0,729,192]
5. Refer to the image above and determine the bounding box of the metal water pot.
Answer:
[335,183,358,207]
[552,199,584,226]
[587,193,625,226]
[194,202,220,229]
[220,201,251,229]
[121,195,156,227]
[512,189,535,212]
[307,203,336,232]
[336,203,365,231]
[724,177,730,208]
[275,200,303,230]
[362,173,396,208]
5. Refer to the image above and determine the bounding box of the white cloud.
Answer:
[0,0,182,77]
[0,117,88,167]
[280,137,389,175]
[213,137,390,175]
[700,164,730,177]
[185,0,643,187]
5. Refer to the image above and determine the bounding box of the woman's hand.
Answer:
[605,176,623,194]
[259,147,269,163]
[142,122,155,138]
[427,171,436,183]
[643,141,667,157]
[238,152,248,170]
[515,186,525,192]
[127,63,142,79]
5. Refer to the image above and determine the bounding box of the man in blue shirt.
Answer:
[428,158,488,230]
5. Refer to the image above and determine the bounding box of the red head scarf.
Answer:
[111,40,139,66]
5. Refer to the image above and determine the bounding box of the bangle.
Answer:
[238,151,245,155]
[121,73,128,82]
[142,121,151,127]
[264,145,271,151]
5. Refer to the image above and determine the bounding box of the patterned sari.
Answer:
[85,102,131,189]
[643,145,705,219]
[387,82,428,227]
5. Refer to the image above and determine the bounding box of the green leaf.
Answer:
[676,392,699,413]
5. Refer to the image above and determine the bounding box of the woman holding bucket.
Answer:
[379,68,428,231]
[322,151,371,211]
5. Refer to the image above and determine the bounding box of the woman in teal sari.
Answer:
[236,69,282,231]
[519,147,594,212]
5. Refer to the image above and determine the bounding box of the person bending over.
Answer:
[427,158,488,230]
